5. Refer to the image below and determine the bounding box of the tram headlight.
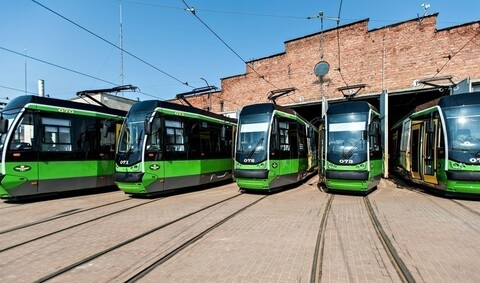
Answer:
[451,162,466,169]
[356,163,366,169]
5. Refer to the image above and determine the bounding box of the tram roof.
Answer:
[326,100,378,115]
[408,91,480,115]
[240,102,297,116]
[2,95,127,116]
[439,91,480,108]
[131,100,237,123]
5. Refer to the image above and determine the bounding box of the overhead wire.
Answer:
[0,46,117,86]
[179,0,279,90]
[0,46,162,100]
[335,0,349,87]
[30,0,192,89]
[0,85,37,96]
[123,0,305,20]
[123,0,468,27]
[434,29,480,77]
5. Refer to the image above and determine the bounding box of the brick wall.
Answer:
[180,14,480,113]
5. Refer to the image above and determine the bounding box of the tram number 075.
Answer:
[339,159,353,164]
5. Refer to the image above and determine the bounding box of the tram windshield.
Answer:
[327,112,368,163]
[117,111,146,163]
[443,105,480,152]
[236,113,269,163]
[0,111,20,152]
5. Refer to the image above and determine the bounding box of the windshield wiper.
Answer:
[247,137,264,158]
[343,139,363,159]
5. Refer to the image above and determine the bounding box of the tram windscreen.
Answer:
[117,111,146,163]
[443,106,480,152]
[327,113,368,163]
[0,111,20,152]
[236,113,269,163]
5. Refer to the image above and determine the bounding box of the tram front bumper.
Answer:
[325,170,371,191]
[445,171,480,194]
[113,172,156,195]
[0,174,28,199]
[234,169,271,190]
[0,174,12,198]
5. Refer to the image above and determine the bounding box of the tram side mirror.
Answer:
[0,118,8,134]
[363,130,368,140]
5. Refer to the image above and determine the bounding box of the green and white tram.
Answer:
[318,101,383,193]
[114,100,236,196]
[0,95,126,200]
[391,91,480,196]
[234,103,318,192]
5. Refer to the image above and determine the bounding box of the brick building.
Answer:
[175,14,480,124]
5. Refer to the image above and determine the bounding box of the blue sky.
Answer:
[1,0,479,102]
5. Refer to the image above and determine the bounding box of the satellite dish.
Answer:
[314,61,330,77]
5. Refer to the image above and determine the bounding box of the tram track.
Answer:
[363,196,415,283]
[0,197,160,253]
[310,194,415,283]
[404,188,480,235]
[429,192,480,217]
[449,199,480,217]
[124,195,267,282]
[405,184,480,219]
[391,175,480,217]
[0,198,132,235]
[0,203,21,210]
[310,194,334,283]
[34,192,260,282]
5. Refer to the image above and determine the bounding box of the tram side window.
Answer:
[369,121,381,153]
[437,125,445,158]
[308,127,318,157]
[199,122,224,158]
[400,120,410,152]
[279,121,290,151]
[42,117,72,151]
[298,123,307,158]
[221,125,233,157]
[100,120,120,152]
[288,122,299,158]
[146,117,162,151]
[187,119,201,158]
[165,119,185,151]
[9,113,34,150]
[278,119,298,158]
[74,118,99,158]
